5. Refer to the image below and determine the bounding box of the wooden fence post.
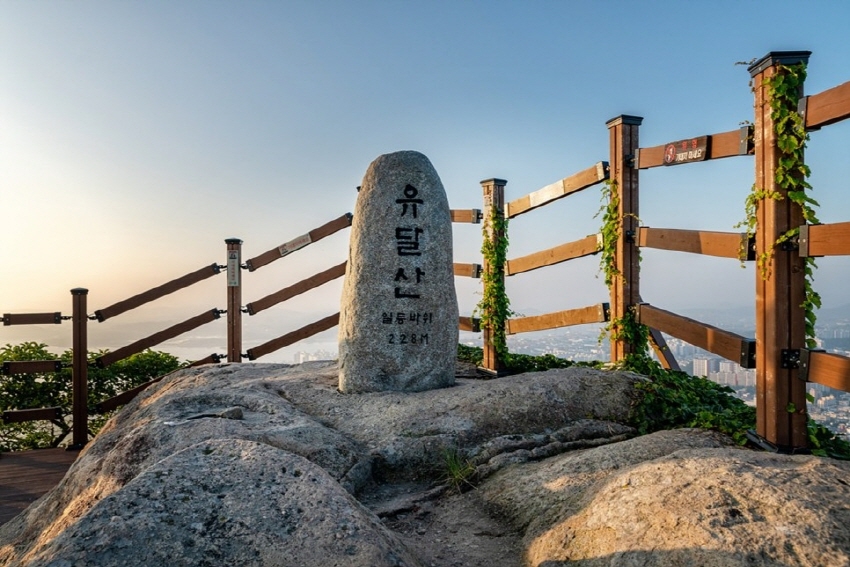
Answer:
[480,178,507,374]
[70,288,88,449]
[225,238,243,363]
[606,115,643,362]
[749,51,811,450]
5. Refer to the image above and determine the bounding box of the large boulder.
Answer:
[480,429,850,566]
[2,361,849,567]
[14,440,420,567]
[0,361,640,566]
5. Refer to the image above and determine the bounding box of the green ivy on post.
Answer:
[477,178,511,373]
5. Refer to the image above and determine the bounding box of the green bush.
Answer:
[457,345,850,460]
[0,342,183,452]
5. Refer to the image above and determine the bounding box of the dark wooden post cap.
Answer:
[748,51,811,77]
[606,115,643,128]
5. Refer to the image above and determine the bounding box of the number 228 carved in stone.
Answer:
[338,151,458,393]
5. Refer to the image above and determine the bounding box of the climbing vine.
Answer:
[595,179,650,359]
[477,203,512,362]
[739,62,821,347]
[596,179,621,287]
[609,309,650,361]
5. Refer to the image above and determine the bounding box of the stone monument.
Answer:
[339,151,458,393]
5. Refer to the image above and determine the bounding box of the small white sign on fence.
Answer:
[278,233,312,257]
[227,251,240,287]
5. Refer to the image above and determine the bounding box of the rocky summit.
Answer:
[1,361,849,566]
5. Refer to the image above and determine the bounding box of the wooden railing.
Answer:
[474,51,850,451]
[3,50,849,454]
[1,209,484,447]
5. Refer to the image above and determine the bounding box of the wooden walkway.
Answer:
[0,448,78,526]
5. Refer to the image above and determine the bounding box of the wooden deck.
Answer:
[0,448,79,526]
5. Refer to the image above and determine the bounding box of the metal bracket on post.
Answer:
[797,348,825,382]
[739,125,754,155]
[797,96,818,131]
[625,153,636,169]
[625,230,636,244]
[740,339,757,369]
[780,349,801,369]
[798,224,812,257]
[779,237,799,252]
[745,235,757,261]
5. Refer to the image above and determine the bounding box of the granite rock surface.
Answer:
[2,361,849,567]
[339,150,458,393]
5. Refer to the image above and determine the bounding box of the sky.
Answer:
[2,1,850,362]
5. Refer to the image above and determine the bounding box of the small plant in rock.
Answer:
[442,447,477,493]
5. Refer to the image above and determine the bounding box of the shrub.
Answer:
[0,342,183,451]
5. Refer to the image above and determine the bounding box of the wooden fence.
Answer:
[3,50,850,453]
[474,51,850,451]
[1,210,484,448]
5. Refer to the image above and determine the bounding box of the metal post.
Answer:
[70,288,88,449]
[225,239,243,363]
[749,51,811,450]
[606,115,643,362]
[480,178,507,374]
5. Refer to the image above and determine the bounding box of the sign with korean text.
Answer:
[663,136,709,166]
[338,151,458,393]
[278,233,312,257]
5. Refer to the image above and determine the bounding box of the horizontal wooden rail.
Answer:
[506,234,600,276]
[1,360,63,375]
[799,222,850,257]
[246,213,352,272]
[96,309,221,368]
[800,350,850,392]
[95,264,221,322]
[459,316,481,333]
[802,80,850,130]
[505,162,609,219]
[637,227,750,259]
[95,357,220,413]
[247,312,340,360]
[636,304,755,368]
[506,303,609,335]
[246,262,347,316]
[95,377,165,414]
[95,364,199,414]
[2,312,62,326]
[1,407,62,424]
[450,209,482,224]
[189,354,223,367]
[453,263,482,279]
[636,127,752,169]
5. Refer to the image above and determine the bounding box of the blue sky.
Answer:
[2,1,850,361]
